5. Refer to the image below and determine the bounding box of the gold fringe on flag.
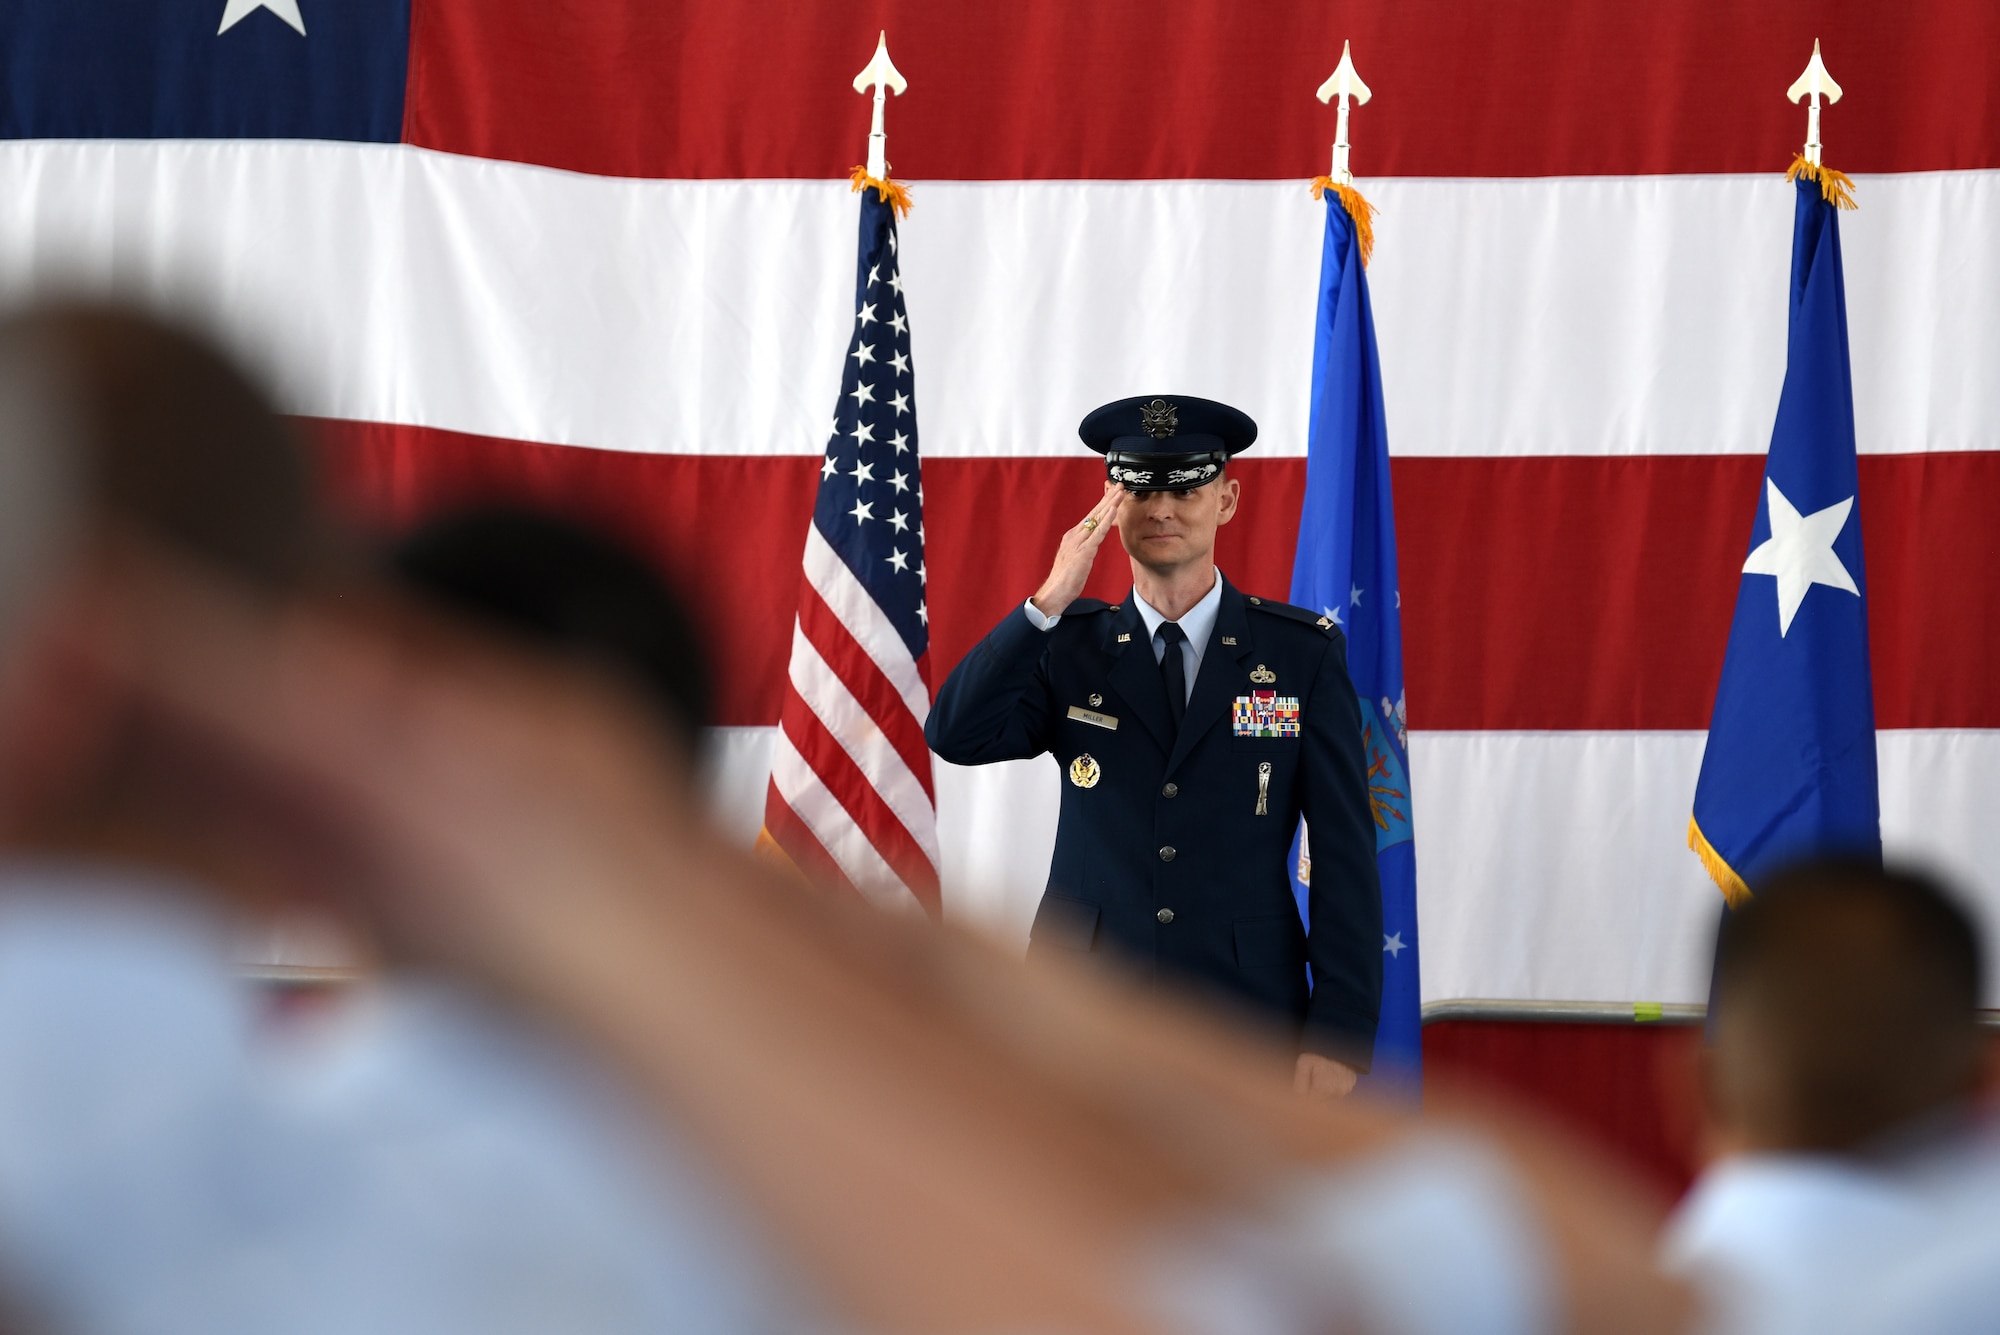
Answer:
[849,167,913,216]
[1785,154,1858,210]
[1310,176,1377,267]
[1688,816,1754,909]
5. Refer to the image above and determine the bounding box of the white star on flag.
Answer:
[886,549,910,573]
[820,454,838,479]
[888,509,910,532]
[857,302,878,327]
[1383,932,1405,958]
[851,460,874,484]
[848,498,874,525]
[219,0,305,34]
[1351,583,1364,606]
[849,381,875,405]
[889,312,908,335]
[888,470,910,494]
[1741,478,1859,637]
[850,421,874,444]
[889,430,909,454]
[850,342,876,367]
[1323,604,1343,627]
[889,390,910,416]
[889,351,910,375]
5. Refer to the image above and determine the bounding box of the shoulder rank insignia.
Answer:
[1069,753,1102,788]
[1316,615,1334,630]
[1249,664,1277,685]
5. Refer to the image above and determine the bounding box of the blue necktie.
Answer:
[1156,621,1188,730]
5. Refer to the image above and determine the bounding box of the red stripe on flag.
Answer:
[310,418,813,727]
[313,421,2000,731]
[761,783,856,894]
[796,581,935,801]
[405,0,2000,181]
[779,693,941,907]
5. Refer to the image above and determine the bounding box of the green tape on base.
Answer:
[1633,1002,1664,1022]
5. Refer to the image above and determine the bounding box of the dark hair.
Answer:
[0,303,320,586]
[388,509,711,753]
[1712,855,1985,1151]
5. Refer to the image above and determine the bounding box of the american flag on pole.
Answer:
[757,176,941,915]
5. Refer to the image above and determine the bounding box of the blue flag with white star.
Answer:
[1291,192,1420,1088]
[1690,177,1879,904]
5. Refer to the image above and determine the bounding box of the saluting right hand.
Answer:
[1031,482,1125,618]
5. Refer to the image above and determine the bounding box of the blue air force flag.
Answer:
[1690,176,1880,904]
[1291,190,1420,1084]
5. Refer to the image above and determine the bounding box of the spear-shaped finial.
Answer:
[1786,39,1843,167]
[853,31,907,182]
[1315,41,1372,186]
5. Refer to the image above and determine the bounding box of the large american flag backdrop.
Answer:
[4,0,1995,1013]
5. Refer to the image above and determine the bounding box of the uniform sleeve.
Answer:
[1298,633,1384,1068]
[923,604,1058,764]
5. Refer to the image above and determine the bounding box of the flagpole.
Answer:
[1786,39,1842,168]
[1314,41,1371,187]
[1310,42,1377,265]
[1784,40,1856,210]
[853,31,907,184]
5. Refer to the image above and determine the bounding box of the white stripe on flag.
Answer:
[768,728,925,915]
[802,522,932,721]
[1,141,1995,460]
[784,620,941,868]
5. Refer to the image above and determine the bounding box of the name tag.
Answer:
[1067,706,1119,731]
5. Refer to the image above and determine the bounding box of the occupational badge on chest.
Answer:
[1069,753,1102,788]
[1232,691,1301,738]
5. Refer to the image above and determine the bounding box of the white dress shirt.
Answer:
[1661,1153,1928,1335]
[1022,572,1222,705]
[0,863,804,1335]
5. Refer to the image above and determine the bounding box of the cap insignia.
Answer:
[1140,398,1178,439]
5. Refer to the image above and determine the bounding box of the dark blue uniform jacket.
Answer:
[926,577,1382,1067]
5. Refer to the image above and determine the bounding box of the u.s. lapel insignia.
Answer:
[1116,632,1132,643]
[1219,635,1238,646]
[1069,753,1102,788]
[1249,664,1277,685]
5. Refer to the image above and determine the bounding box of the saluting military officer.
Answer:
[926,395,1382,1097]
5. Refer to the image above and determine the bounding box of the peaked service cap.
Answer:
[1078,394,1257,492]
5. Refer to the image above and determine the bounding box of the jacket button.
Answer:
[1158,846,1177,862]
[1162,783,1179,798]
[1157,908,1175,924]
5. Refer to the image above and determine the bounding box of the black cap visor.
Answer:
[1105,449,1227,493]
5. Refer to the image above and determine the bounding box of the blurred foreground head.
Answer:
[1708,856,1985,1155]
[0,302,323,856]
[389,509,711,758]
[0,301,318,592]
